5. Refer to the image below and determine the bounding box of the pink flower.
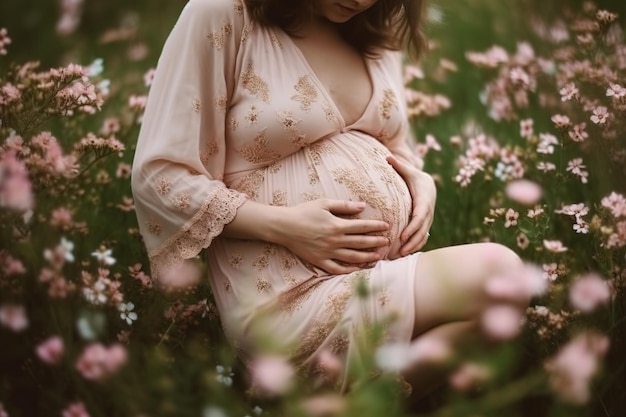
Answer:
[481,305,522,341]
[316,349,343,380]
[543,240,568,253]
[61,401,91,417]
[519,118,534,137]
[157,259,202,291]
[506,179,543,206]
[0,150,34,212]
[36,336,65,365]
[551,114,570,128]
[559,83,578,101]
[250,355,295,396]
[601,192,626,218]
[516,233,529,249]
[143,68,156,87]
[568,122,588,142]
[0,28,11,55]
[545,331,609,404]
[569,273,611,312]
[537,133,558,154]
[449,361,492,392]
[485,264,546,301]
[590,106,609,124]
[0,303,29,332]
[504,208,519,228]
[75,343,128,381]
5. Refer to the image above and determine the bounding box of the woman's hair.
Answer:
[244,0,426,58]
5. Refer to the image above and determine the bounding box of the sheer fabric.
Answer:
[132,0,421,388]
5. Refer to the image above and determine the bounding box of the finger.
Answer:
[341,235,390,250]
[386,155,410,178]
[400,229,430,257]
[400,214,425,243]
[321,199,368,215]
[341,218,389,234]
[318,259,361,275]
[332,248,382,264]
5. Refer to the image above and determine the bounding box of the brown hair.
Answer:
[244,0,426,58]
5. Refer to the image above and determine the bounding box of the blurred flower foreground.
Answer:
[0,1,625,417]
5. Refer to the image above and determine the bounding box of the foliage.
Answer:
[0,1,625,417]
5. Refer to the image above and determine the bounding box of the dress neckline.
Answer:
[276,29,377,129]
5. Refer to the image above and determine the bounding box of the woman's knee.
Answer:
[477,242,532,308]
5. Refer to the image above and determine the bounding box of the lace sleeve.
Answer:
[131,0,248,277]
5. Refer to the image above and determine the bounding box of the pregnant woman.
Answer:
[131,0,529,396]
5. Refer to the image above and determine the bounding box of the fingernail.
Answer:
[354,201,366,209]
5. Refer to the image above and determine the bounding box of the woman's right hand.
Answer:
[271,199,390,274]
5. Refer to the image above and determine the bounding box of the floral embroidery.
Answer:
[171,192,191,210]
[252,255,269,270]
[291,75,318,111]
[208,141,218,155]
[269,30,282,48]
[229,254,242,268]
[241,63,270,103]
[245,105,261,125]
[279,278,323,314]
[276,111,308,148]
[241,21,254,44]
[192,98,201,113]
[301,191,322,201]
[278,248,298,271]
[380,89,398,119]
[256,276,271,293]
[229,117,238,131]
[272,190,287,206]
[147,219,161,236]
[148,186,247,278]
[216,94,228,112]
[277,111,301,131]
[207,23,233,50]
[233,0,244,14]
[329,334,349,354]
[332,166,398,243]
[322,102,336,121]
[268,161,282,173]
[235,129,281,164]
[378,289,390,307]
[154,176,171,195]
[224,281,232,292]
[232,169,265,199]
[307,140,335,166]
[376,130,391,143]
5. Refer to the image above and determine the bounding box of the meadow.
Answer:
[0,0,624,416]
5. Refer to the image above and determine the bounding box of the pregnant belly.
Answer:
[226,132,413,259]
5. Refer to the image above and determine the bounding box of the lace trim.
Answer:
[148,185,247,278]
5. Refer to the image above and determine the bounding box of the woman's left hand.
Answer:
[386,155,437,258]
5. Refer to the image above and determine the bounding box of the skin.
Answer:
[223,0,529,398]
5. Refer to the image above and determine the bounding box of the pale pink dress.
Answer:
[132,0,419,386]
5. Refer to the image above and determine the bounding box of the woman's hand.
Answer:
[386,155,436,258]
[272,199,390,275]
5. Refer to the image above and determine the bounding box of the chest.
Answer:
[289,35,373,126]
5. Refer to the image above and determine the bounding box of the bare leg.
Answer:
[403,242,529,397]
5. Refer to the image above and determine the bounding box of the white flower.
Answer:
[60,237,75,262]
[87,58,104,76]
[216,365,234,386]
[119,302,138,325]
[91,247,116,265]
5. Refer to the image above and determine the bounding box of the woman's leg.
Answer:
[403,242,530,396]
